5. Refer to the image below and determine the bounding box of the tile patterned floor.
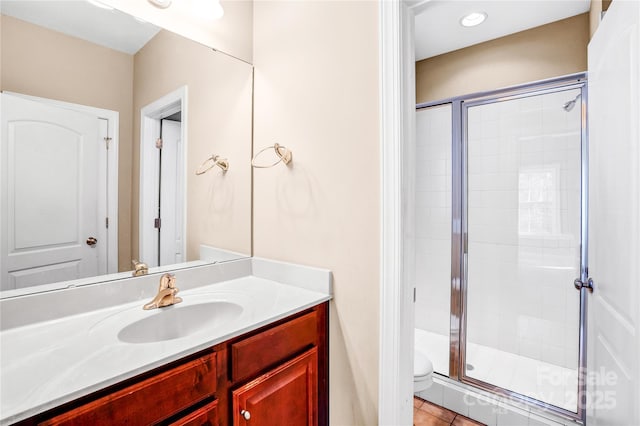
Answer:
[413,397,485,426]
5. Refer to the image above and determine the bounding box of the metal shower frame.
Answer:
[416,72,589,423]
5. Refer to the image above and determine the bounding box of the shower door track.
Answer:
[417,72,589,423]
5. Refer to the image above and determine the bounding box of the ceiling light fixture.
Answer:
[460,12,487,27]
[191,0,224,20]
[148,0,172,9]
[87,0,115,10]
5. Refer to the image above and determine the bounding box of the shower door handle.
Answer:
[574,277,594,293]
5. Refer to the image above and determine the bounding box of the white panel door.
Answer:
[587,1,640,425]
[1,93,101,289]
[159,119,183,266]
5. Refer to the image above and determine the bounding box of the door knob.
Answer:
[241,409,251,420]
[86,237,98,247]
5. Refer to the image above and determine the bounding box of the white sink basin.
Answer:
[117,301,243,344]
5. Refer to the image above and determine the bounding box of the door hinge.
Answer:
[155,138,163,149]
[105,217,109,229]
[154,218,161,229]
[413,287,416,303]
[104,136,112,150]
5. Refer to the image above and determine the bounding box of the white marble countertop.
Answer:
[0,258,332,425]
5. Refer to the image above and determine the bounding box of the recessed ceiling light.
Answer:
[460,12,487,27]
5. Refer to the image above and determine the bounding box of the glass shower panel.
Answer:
[464,89,582,412]
[415,104,452,376]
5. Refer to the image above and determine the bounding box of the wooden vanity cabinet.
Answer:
[218,303,328,426]
[16,302,328,426]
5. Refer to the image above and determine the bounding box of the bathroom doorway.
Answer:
[139,87,187,268]
[415,74,587,419]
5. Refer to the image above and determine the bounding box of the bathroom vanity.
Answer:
[18,304,327,426]
[0,258,332,426]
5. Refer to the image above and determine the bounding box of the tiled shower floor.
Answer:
[415,329,578,412]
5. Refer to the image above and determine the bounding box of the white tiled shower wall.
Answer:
[415,105,452,344]
[415,89,583,373]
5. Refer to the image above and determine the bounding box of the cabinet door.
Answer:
[232,348,317,426]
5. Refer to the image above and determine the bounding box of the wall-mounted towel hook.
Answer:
[251,143,292,168]
[195,154,229,175]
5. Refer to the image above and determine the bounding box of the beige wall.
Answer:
[101,0,253,64]
[590,0,604,37]
[416,13,589,103]
[252,1,379,424]
[1,14,134,272]
[132,30,253,261]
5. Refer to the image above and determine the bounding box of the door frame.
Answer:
[139,86,187,267]
[2,91,119,275]
[378,1,416,425]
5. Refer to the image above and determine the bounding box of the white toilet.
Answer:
[414,350,434,392]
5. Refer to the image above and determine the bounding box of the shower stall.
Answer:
[414,73,588,420]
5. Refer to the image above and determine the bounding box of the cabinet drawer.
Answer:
[231,311,317,383]
[169,400,218,426]
[39,352,217,426]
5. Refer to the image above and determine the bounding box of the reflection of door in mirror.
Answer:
[139,89,186,269]
[0,93,117,290]
[158,117,184,267]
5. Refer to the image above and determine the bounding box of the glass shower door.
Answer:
[462,87,584,413]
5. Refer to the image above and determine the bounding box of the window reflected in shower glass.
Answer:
[464,89,582,413]
[518,166,560,235]
[415,104,452,377]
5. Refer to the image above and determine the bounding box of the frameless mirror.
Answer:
[0,1,253,298]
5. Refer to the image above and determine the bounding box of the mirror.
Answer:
[0,1,253,298]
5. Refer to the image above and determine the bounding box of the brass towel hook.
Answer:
[251,143,292,168]
[195,154,229,175]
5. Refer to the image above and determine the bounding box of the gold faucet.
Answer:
[132,260,148,277]
[143,273,183,310]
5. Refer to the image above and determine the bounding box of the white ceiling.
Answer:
[2,0,591,60]
[0,1,160,55]
[414,0,591,61]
